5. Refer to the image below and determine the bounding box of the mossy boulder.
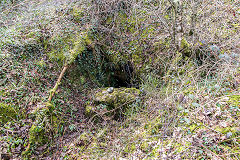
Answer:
[27,107,50,148]
[28,124,47,145]
[86,87,141,118]
[47,31,91,65]
[94,87,140,104]
[26,103,62,152]
[0,103,18,123]
[23,103,64,157]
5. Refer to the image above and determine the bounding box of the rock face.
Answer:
[86,87,141,119]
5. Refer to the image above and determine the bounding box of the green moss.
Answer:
[94,87,140,106]
[181,38,191,56]
[228,95,240,106]
[215,126,238,134]
[26,31,38,39]
[80,76,86,84]
[47,31,91,65]
[87,88,141,118]
[0,103,18,123]
[124,143,136,154]
[36,59,47,68]
[26,105,62,154]
[174,142,191,153]
[181,38,190,49]
[67,35,86,64]
[150,147,160,157]
[85,105,94,116]
[72,7,84,23]
[144,117,164,135]
[140,141,149,152]
[77,132,91,151]
[28,124,46,145]
[95,9,157,82]
[106,16,113,25]
[28,107,50,145]
[188,123,206,132]
[183,87,197,95]
[51,115,61,133]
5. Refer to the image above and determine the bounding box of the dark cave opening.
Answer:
[76,49,138,88]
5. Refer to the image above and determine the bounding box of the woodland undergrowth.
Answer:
[0,0,239,159]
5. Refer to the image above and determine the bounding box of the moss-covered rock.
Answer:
[86,87,141,119]
[28,124,47,145]
[23,103,62,156]
[0,103,18,123]
[28,107,50,146]
[47,30,92,66]
[94,87,140,104]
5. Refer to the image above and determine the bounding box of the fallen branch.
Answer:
[48,65,68,102]
[23,65,69,155]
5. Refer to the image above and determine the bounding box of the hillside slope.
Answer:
[0,0,239,159]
